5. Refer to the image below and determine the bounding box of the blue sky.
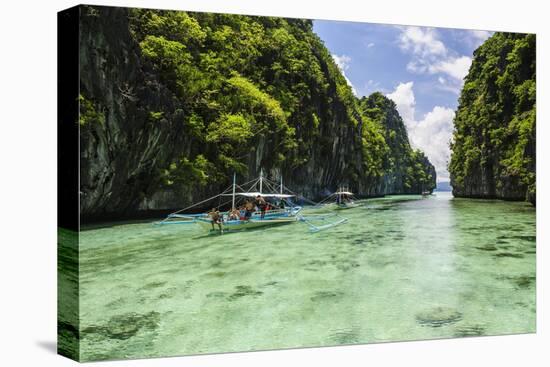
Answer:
[313,20,492,181]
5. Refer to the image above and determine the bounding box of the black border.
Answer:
[57,4,81,362]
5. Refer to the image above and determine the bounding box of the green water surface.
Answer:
[74,192,536,361]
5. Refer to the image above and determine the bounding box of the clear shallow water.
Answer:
[76,192,535,361]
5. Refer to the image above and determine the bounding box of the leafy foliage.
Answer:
[206,113,252,143]
[160,154,216,188]
[359,93,436,192]
[78,94,105,126]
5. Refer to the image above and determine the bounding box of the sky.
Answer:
[313,20,492,182]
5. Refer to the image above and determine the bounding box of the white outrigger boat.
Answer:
[155,170,348,233]
[314,186,360,210]
[421,186,432,197]
[334,190,360,210]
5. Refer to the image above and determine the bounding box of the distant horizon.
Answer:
[435,180,452,192]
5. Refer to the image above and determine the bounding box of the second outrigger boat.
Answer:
[314,186,361,210]
[334,189,360,210]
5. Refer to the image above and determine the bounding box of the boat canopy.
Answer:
[221,192,295,198]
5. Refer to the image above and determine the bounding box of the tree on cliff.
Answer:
[360,93,436,193]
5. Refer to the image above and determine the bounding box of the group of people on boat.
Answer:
[207,195,285,231]
[336,194,353,205]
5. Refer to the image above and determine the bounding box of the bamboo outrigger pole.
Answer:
[232,172,236,209]
[259,168,263,195]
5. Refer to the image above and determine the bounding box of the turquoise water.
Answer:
[76,192,536,361]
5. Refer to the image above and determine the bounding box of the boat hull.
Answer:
[335,203,360,210]
[196,216,297,232]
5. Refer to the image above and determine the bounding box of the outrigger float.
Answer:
[155,170,348,233]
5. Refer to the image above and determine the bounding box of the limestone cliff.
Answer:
[360,93,436,195]
[449,33,536,205]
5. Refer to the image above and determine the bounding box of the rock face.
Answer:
[79,6,183,219]
[78,6,436,222]
[360,93,436,195]
[449,32,536,205]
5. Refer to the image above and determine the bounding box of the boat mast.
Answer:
[280,175,283,195]
[259,168,263,195]
[232,172,236,209]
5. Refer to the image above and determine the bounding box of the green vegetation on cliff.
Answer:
[128,9,387,187]
[449,33,536,204]
[127,9,433,192]
[360,93,435,193]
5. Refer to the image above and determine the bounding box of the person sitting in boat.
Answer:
[207,208,223,231]
[255,195,267,219]
[237,204,247,220]
[244,200,255,221]
[228,207,240,221]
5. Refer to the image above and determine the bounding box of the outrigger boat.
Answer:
[334,190,360,210]
[155,169,348,233]
[421,185,432,197]
[314,186,361,210]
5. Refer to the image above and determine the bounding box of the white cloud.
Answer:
[468,30,492,47]
[332,54,351,70]
[331,54,357,96]
[429,55,472,80]
[367,79,379,86]
[386,81,416,128]
[410,106,455,182]
[406,60,429,74]
[363,79,382,95]
[367,42,375,48]
[398,26,446,57]
[386,82,455,182]
[435,78,462,95]
[397,26,473,92]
